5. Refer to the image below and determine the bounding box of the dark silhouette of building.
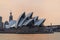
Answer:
[4,21,9,25]
[4,21,9,28]
[0,16,2,22]
[9,12,13,21]
[0,16,3,30]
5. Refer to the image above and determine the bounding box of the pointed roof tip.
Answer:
[45,18,46,20]
[22,12,25,14]
[30,12,33,14]
[43,18,46,20]
[20,12,25,16]
[41,18,46,20]
[31,12,33,15]
[30,12,33,13]
[21,12,33,15]
[33,16,38,18]
[26,12,33,18]
[33,16,38,20]
[28,12,33,14]
[28,12,33,15]
[23,11,25,13]
[22,12,25,16]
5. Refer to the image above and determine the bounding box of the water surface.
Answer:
[0,32,60,40]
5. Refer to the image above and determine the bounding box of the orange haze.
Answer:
[0,0,60,26]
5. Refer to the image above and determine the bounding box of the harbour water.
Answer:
[0,32,60,40]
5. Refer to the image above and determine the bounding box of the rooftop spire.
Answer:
[9,11,13,21]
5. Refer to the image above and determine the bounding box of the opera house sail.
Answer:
[10,12,46,28]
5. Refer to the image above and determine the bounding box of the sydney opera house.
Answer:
[0,12,59,34]
[0,12,55,33]
[9,12,46,28]
[6,12,46,33]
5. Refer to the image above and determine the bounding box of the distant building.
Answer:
[0,16,3,29]
[0,22,3,29]
[4,21,9,28]
[9,12,13,21]
[4,21,9,25]
[0,16,2,22]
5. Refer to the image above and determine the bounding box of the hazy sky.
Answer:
[0,0,60,25]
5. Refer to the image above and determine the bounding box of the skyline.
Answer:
[0,0,60,25]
